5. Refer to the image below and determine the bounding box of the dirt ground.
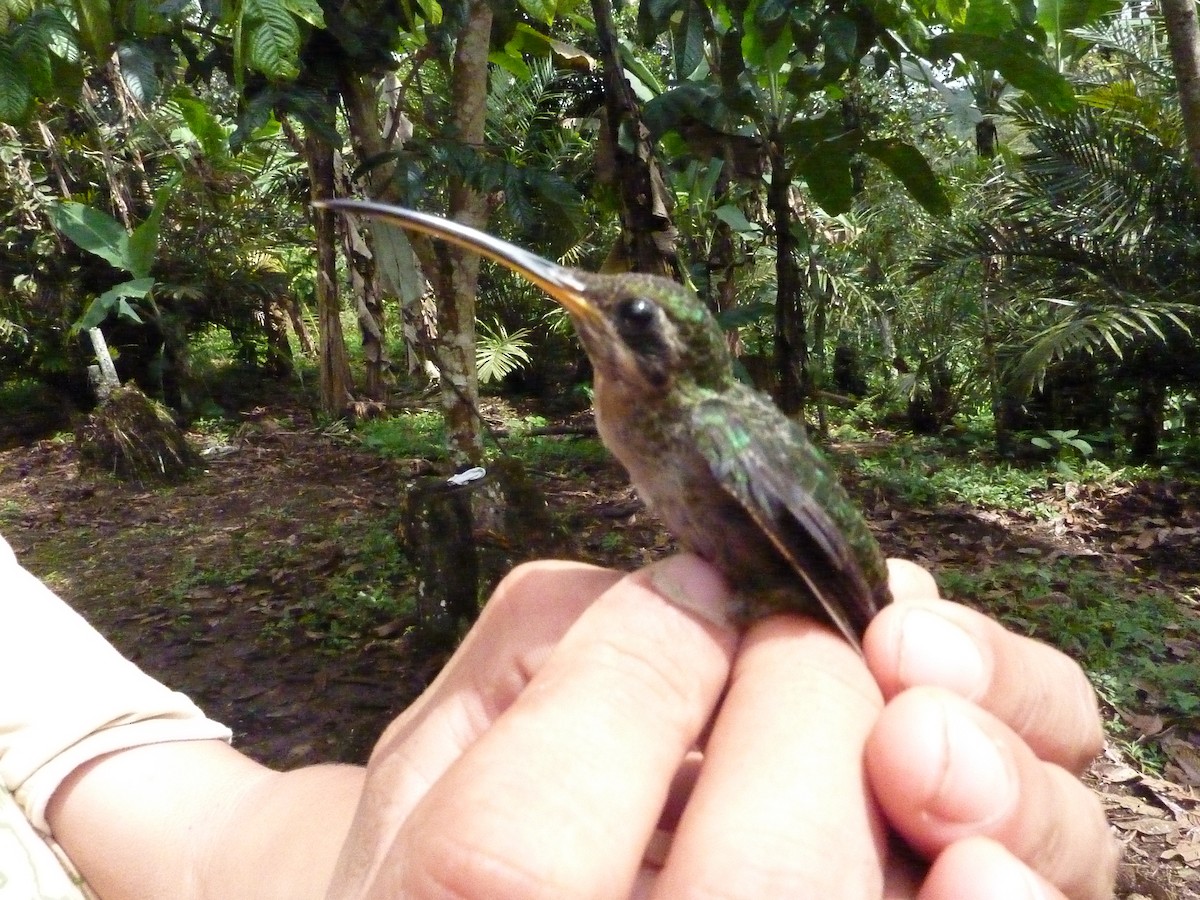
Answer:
[1,405,1198,897]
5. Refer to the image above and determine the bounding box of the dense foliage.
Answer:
[0,0,1195,465]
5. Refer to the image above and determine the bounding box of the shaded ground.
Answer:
[1,405,1198,896]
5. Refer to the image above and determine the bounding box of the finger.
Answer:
[328,561,623,895]
[919,837,1070,900]
[868,562,1102,772]
[887,557,942,603]
[653,616,887,899]
[376,554,740,900]
[868,688,1118,900]
[377,560,622,750]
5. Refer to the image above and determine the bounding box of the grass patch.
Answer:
[357,410,610,475]
[501,417,608,473]
[255,516,415,655]
[357,411,446,460]
[858,442,1059,518]
[939,558,1200,768]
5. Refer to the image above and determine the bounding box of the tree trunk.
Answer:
[591,0,682,278]
[768,142,806,416]
[334,150,388,400]
[1163,0,1200,184]
[339,72,405,399]
[86,327,121,401]
[305,116,355,417]
[808,250,830,438]
[980,254,1010,455]
[436,0,491,466]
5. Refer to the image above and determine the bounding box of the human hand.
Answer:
[865,560,1117,899]
[326,555,1115,900]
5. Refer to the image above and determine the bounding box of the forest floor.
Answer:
[1,397,1198,897]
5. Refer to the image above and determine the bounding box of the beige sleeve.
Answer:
[0,535,232,834]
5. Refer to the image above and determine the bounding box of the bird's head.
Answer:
[316,200,735,399]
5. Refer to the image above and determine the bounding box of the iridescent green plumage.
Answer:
[317,199,891,647]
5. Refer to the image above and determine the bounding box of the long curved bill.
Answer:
[314,199,601,325]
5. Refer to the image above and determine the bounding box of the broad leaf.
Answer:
[0,45,32,123]
[716,301,773,328]
[1037,0,1118,42]
[504,25,595,72]
[117,41,158,104]
[10,18,53,97]
[674,0,708,79]
[713,203,761,234]
[177,96,230,159]
[644,81,731,138]
[862,138,951,216]
[928,32,1075,110]
[244,0,300,80]
[517,0,555,25]
[127,179,177,278]
[70,0,113,60]
[962,0,1015,37]
[374,225,423,304]
[800,141,855,214]
[820,15,859,79]
[49,202,132,271]
[77,278,154,331]
[281,0,325,28]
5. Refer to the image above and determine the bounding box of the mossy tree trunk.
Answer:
[305,107,355,418]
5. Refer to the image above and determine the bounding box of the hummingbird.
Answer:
[317,199,892,646]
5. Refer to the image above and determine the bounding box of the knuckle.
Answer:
[585,631,698,714]
[406,825,569,900]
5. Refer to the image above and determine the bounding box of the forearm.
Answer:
[47,740,365,900]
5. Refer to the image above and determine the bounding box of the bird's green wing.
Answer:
[690,392,889,645]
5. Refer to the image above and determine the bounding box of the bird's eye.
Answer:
[617,297,657,328]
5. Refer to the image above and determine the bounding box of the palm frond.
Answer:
[1010,300,1199,395]
[475,319,532,385]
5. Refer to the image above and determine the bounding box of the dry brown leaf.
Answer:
[1124,818,1176,837]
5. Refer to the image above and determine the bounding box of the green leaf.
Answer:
[861,138,951,216]
[77,278,153,331]
[638,0,683,42]
[176,96,230,159]
[962,0,1015,37]
[70,0,113,59]
[244,0,300,80]
[11,18,53,97]
[505,24,595,71]
[820,14,858,79]
[517,0,554,25]
[618,37,665,96]
[117,41,158,104]
[488,47,532,80]
[742,18,791,72]
[928,32,1075,110]
[0,45,32,123]
[674,0,708,79]
[716,301,773,328]
[713,203,760,234]
[126,179,177,278]
[49,202,132,271]
[800,143,855,214]
[280,0,325,27]
[1036,0,1118,42]
[476,320,532,384]
[643,81,730,138]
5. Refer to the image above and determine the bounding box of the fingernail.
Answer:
[929,702,1018,827]
[646,555,732,629]
[897,608,989,699]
